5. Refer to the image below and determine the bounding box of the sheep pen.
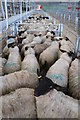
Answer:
[0,70,39,96]
[0,11,79,119]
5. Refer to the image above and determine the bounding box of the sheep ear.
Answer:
[25,47,28,51]
[34,34,37,37]
[37,69,40,76]
[67,51,74,57]
[51,37,54,41]
[65,37,69,41]
[31,46,34,48]
[44,60,47,68]
[51,31,55,35]
[59,43,61,48]
[46,36,48,39]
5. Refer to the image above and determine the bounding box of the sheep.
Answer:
[34,43,50,57]
[23,36,42,48]
[28,26,46,36]
[3,45,10,59]
[36,89,78,118]
[0,57,7,76]
[4,46,21,74]
[45,36,53,43]
[39,41,59,68]
[1,88,37,118]
[21,44,31,59]
[40,35,46,43]
[58,38,74,58]
[3,38,18,59]
[69,58,80,99]
[22,34,34,45]
[34,75,67,97]
[0,70,39,96]
[28,23,39,30]
[46,53,72,88]
[21,48,40,74]
[33,36,42,44]
[60,39,73,53]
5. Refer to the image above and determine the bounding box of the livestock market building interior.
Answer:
[0,0,80,119]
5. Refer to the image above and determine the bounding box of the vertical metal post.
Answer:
[68,14,71,21]
[10,3,12,17]
[54,18,56,25]
[29,0,30,11]
[5,0,8,30]
[27,0,29,11]
[58,24,61,36]
[12,23,15,36]
[13,0,16,16]
[64,14,65,20]
[26,0,27,15]
[76,36,80,56]
[1,0,5,19]
[75,15,78,31]
[16,23,18,34]
[20,0,22,23]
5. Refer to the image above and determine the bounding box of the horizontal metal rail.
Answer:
[0,9,36,33]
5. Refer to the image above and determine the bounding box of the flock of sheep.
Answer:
[0,12,80,118]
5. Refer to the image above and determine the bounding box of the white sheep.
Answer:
[36,89,78,118]
[34,43,50,56]
[39,41,59,67]
[46,53,72,88]
[3,45,10,57]
[0,70,39,96]
[69,58,80,99]
[4,46,21,74]
[23,36,42,48]
[60,39,73,53]
[22,34,34,45]
[0,57,7,76]
[21,48,40,74]
[1,88,37,118]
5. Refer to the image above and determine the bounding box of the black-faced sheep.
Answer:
[22,34,34,45]
[34,43,50,58]
[1,88,37,118]
[39,41,59,68]
[0,70,39,96]
[21,48,40,74]
[0,57,7,76]
[4,46,21,74]
[69,58,80,99]
[34,75,67,97]
[46,53,72,88]
[36,89,78,118]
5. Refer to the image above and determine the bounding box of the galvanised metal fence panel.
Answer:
[39,2,80,56]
